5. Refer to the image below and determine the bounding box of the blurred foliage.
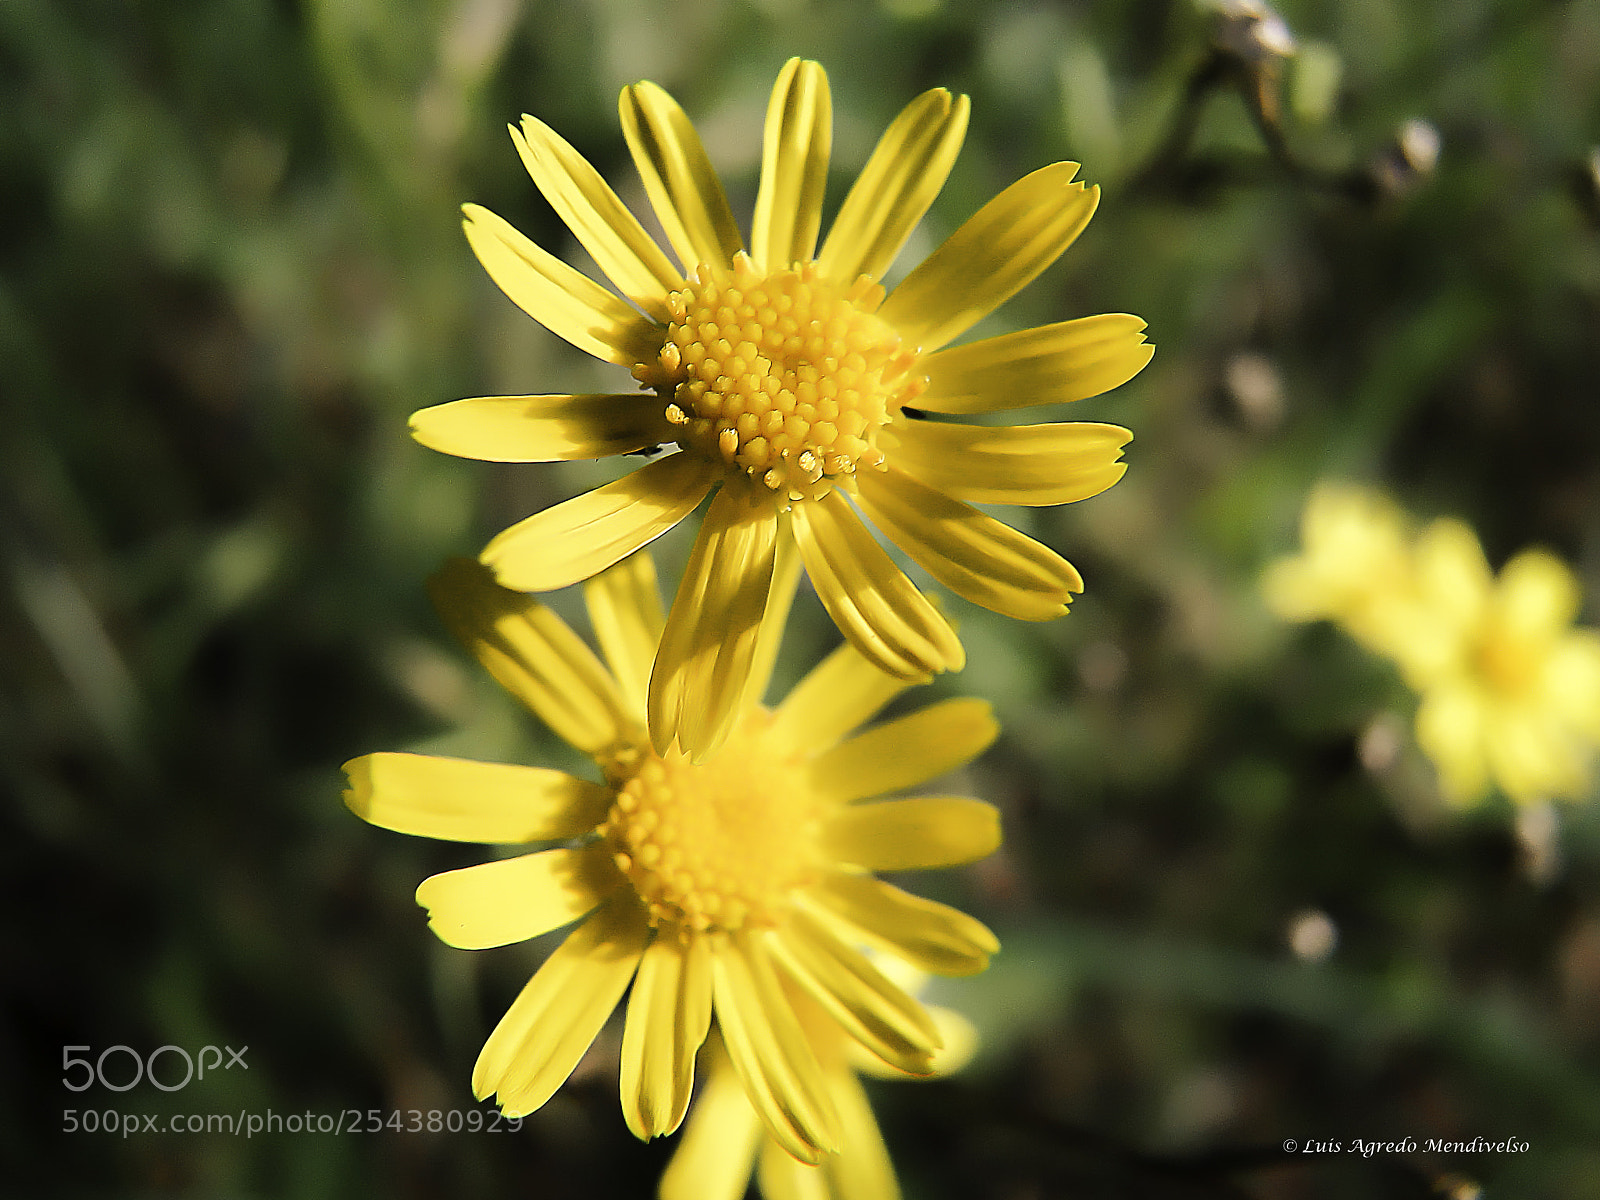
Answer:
[5,0,1600,1197]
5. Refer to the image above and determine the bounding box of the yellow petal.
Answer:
[745,508,806,713]
[481,453,714,592]
[583,550,666,719]
[880,163,1098,353]
[807,697,998,803]
[1413,518,1492,635]
[752,59,831,272]
[1546,631,1600,738]
[342,752,611,843]
[885,419,1132,506]
[1496,550,1580,645]
[461,203,661,366]
[921,313,1154,413]
[742,513,804,712]
[709,931,841,1163]
[756,1143,832,1200]
[473,898,649,1115]
[856,466,1084,622]
[659,1046,763,1200]
[1262,481,1414,646]
[648,485,780,760]
[857,1002,980,1080]
[817,1064,901,1200]
[791,489,964,679]
[818,87,969,285]
[766,910,941,1074]
[1487,707,1587,803]
[1260,557,1327,624]
[511,118,681,321]
[620,933,713,1140]
[415,842,620,950]
[618,80,743,273]
[409,393,672,464]
[772,637,927,753]
[427,558,632,758]
[821,797,1001,872]
[804,873,998,977]
[1415,682,1491,806]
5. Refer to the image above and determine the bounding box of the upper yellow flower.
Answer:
[343,549,1001,1163]
[412,58,1152,758]
[659,964,977,1200]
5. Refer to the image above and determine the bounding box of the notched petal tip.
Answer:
[415,875,452,924]
[340,754,375,818]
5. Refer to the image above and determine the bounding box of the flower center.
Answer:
[633,252,925,503]
[1476,628,1539,696]
[601,711,820,933]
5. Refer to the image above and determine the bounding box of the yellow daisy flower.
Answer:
[1261,480,1413,653]
[1401,520,1600,806]
[342,551,1002,1162]
[412,58,1151,758]
[660,966,978,1200]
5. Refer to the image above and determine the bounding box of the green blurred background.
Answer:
[6,0,1600,1196]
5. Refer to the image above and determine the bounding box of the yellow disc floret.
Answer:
[633,252,926,503]
[602,711,820,933]
[1475,626,1541,698]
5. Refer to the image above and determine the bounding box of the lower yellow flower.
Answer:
[1402,520,1600,805]
[660,967,977,1200]
[343,552,1001,1161]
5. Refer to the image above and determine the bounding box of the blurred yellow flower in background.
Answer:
[1266,484,1600,807]
[1400,520,1600,806]
[660,962,978,1200]
[343,551,1001,1162]
[410,57,1151,758]
[1261,481,1413,652]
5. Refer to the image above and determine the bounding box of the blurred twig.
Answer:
[1127,0,1436,207]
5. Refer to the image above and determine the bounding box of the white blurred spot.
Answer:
[1358,713,1405,774]
[1224,351,1284,430]
[1515,800,1562,886]
[1436,1175,1483,1200]
[1398,118,1441,175]
[1211,0,1298,63]
[1287,909,1338,962]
